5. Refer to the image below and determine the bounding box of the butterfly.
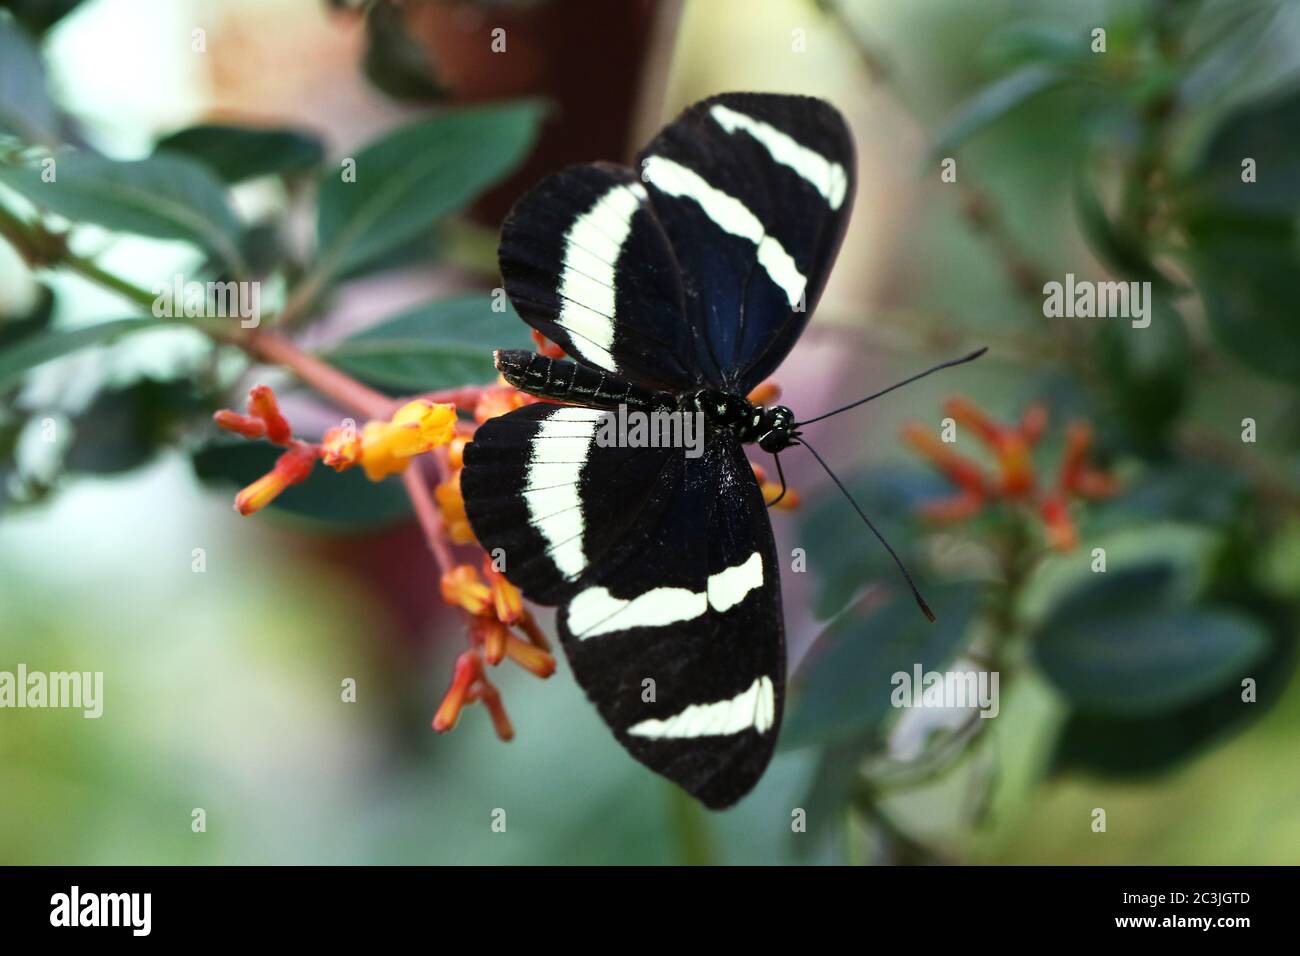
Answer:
[461,92,982,808]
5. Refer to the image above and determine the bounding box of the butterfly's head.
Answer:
[755,404,799,453]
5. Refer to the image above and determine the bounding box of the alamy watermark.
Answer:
[593,405,705,459]
[152,274,261,328]
[891,664,999,719]
[1043,273,1151,328]
[0,664,103,718]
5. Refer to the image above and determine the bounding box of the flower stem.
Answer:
[402,463,455,574]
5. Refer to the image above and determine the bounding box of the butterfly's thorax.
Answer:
[684,390,799,452]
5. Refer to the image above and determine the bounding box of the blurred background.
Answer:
[1,0,1298,864]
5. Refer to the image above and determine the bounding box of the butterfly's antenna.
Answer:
[795,436,936,623]
[795,347,988,428]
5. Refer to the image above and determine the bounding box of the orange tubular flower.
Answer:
[434,471,476,545]
[247,385,292,444]
[903,397,1119,551]
[320,425,361,472]
[441,564,493,617]
[482,557,524,625]
[233,441,318,515]
[531,329,566,359]
[360,399,456,481]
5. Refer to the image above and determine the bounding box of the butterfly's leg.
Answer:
[766,452,788,508]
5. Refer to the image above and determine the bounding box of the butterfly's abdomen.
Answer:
[495,349,673,411]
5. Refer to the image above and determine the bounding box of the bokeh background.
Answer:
[1,0,1298,864]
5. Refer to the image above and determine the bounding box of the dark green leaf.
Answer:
[153,123,325,184]
[0,17,57,143]
[781,583,980,751]
[191,439,412,530]
[1031,564,1269,716]
[0,283,54,350]
[363,1,445,102]
[65,378,205,475]
[1052,602,1296,777]
[0,153,244,272]
[322,294,532,393]
[1182,83,1300,219]
[315,100,543,279]
[0,0,86,35]
[1073,167,1174,289]
[1186,218,1300,383]
[1093,299,1189,454]
[931,65,1072,157]
[0,317,155,392]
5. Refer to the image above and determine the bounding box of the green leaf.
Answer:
[0,17,58,143]
[314,100,543,279]
[322,293,532,393]
[984,22,1088,68]
[0,153,245,273]
[191,440,412,530]
[153,123,325,184]
[0,317,155,392]
[931,65,1072,157]
[64,377,205,475]
[1182,83,1300,220]
[1072,167,1174,289]
[0,283,54,350]
[1031,564,1269,717]
[780,583,980,751]
[1186,217,1300,383]
[362,1,446,102]
[1051,602,1296,777]
[1093,299,1189,454]
[0,1,87,36]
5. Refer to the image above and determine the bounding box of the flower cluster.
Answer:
[435,557,556,739]
[902,396,1119,550]
[213,386,457,514]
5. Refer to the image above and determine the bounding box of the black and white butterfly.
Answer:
[462,92,980,808]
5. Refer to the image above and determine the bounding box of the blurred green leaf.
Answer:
[931,64,1072,157]
[0,153,245,273]
[0,282,54,350]
[363,1,445,102]
[0,317,154,392]
[1031,563,1268,716]
[781,582,980,751]
[0,0,86,35]
[322,294,532,393]
[984,22,1088,68]
[153,124,325,184]
[1052,599,1295,777]
[1093,299,1189,453]
[314,100,543,279]
[64,378,204,475]
[191,439,412,530]
[1073,167,1174,289]
[1183,82,1300,219]
[1187,218,1300,383]
[0,17,57,143]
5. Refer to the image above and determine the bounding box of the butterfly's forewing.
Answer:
[498,163,714,391]
[637,92,856,393]
[557,434,783,809]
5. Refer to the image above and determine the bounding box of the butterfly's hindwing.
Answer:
[638,92,856,392]
[556,435,784,809]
